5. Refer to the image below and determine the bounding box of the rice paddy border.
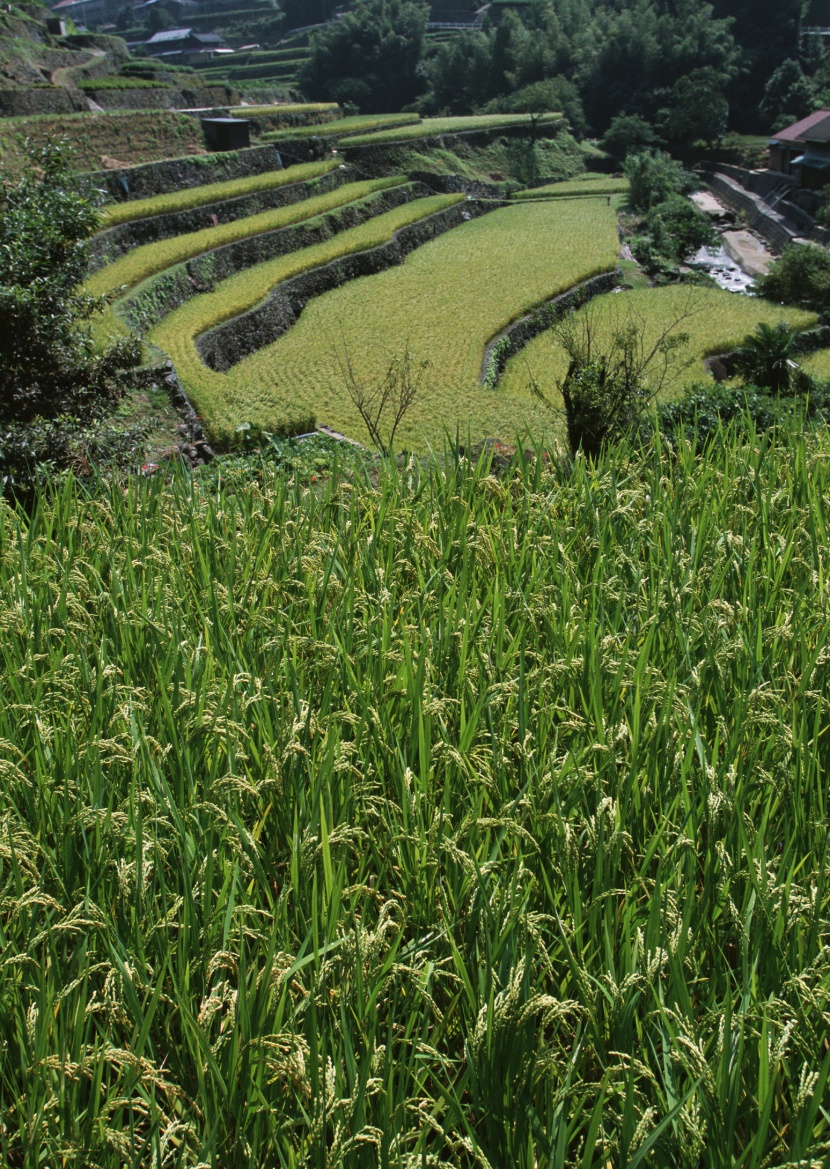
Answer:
[196,198,494,371]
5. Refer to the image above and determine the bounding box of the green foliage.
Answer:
[659,375,830,445]
[299,0,428,112]
[756,243,830,313]
[623,149,694,213]
[600,113,658,161]
[661,66,729,148]
[491,78,586,137]
[738,320,799,390]
[2,425,830,1162]
[501,286,818,404]
[760,57,816,130]
[645,195,718,262]
[0,140,139,486]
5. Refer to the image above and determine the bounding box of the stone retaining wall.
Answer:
[87,85,235,111]
[480,271,620,388]
[84,142,286,203]
[0,87,88,116]
[705,172,802,252]
[89,165,358,268]
[120,183,431,335]
[196,200,493,371]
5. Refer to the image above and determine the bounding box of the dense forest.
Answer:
[298,0,828,136]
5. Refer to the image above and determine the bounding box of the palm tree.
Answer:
[739,321,798,392]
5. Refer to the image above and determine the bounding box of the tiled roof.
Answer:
[773,110,830,144]
[147,27,193,42]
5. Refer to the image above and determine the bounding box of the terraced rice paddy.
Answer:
[87,177,403,298]
[152,198,620,447]
[261,114,421,142]
[344,113,563,145]
[514,176,630,199]
[98,159,340,228]
[500,285,817,402]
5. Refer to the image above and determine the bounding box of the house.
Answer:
[145,26,226,60]
[768,110,830,189]
[52,0,112,28]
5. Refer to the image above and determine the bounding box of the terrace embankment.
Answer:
[119,183,434,335]
[480,271,620,388]
[89,165,357,267]
[85,142,287,203]
[196,200,495,371]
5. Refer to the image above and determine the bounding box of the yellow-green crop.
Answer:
[500,285,817,402]
[344,113,562,145]
[513,176,630,199]
[154,197,619,446]
[262,114,420,141]
[88,178,404,298]
[3,425,830,1164]
[98,159,340,228]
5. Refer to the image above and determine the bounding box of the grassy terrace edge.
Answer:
[98,159,341,228]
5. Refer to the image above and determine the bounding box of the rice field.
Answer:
[804,347,830,378]
[344,113,563,146]
[98,159,340,228]
[152,197,620,448]
[260,114,421,142]
[87,178,404,299]
[500,285,817,402]
[2,427,829,1165]
[229,102,340,118]
[514,176,630,199]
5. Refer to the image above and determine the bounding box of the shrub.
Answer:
[645,195,717,262]
[0,140,140,489]
[623,149,694,213]
[756,243,830,312]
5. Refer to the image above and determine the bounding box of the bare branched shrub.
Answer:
[529,291,701,458]
[335,339,429,456]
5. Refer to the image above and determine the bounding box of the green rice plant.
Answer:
[513,176,630,199]
[344,113,563,146]
[154,197,619,447]
[87,177,403,299]
[501,284,817,402]
[804,346,830,378]
[229,101,340,117]
[260,114,421,142]
[99,159,340,229]
[0,423,829,1165]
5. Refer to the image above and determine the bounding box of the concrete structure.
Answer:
[202,117,250,151]
[768,110,830,189]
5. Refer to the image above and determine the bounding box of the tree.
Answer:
[501,78,585,138]
[298,0,428,113]
[529,296,699,459]
[646,196,717,262]
[623,149,693,213]
[661,67,729,150]
[760,59,816,130]
[738,321,799,391]
[600,114,658,162]
[336,344,428,455]
[756,243,830,312]
[710,0,803,130]
[0,141,139,484]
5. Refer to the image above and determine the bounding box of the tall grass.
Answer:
[1,422,829,1165]
[344,113,563,145]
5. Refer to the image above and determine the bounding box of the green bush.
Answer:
[0,141,139,489]
[756,242,830,312]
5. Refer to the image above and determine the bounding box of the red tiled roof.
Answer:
[773,110,830,143]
